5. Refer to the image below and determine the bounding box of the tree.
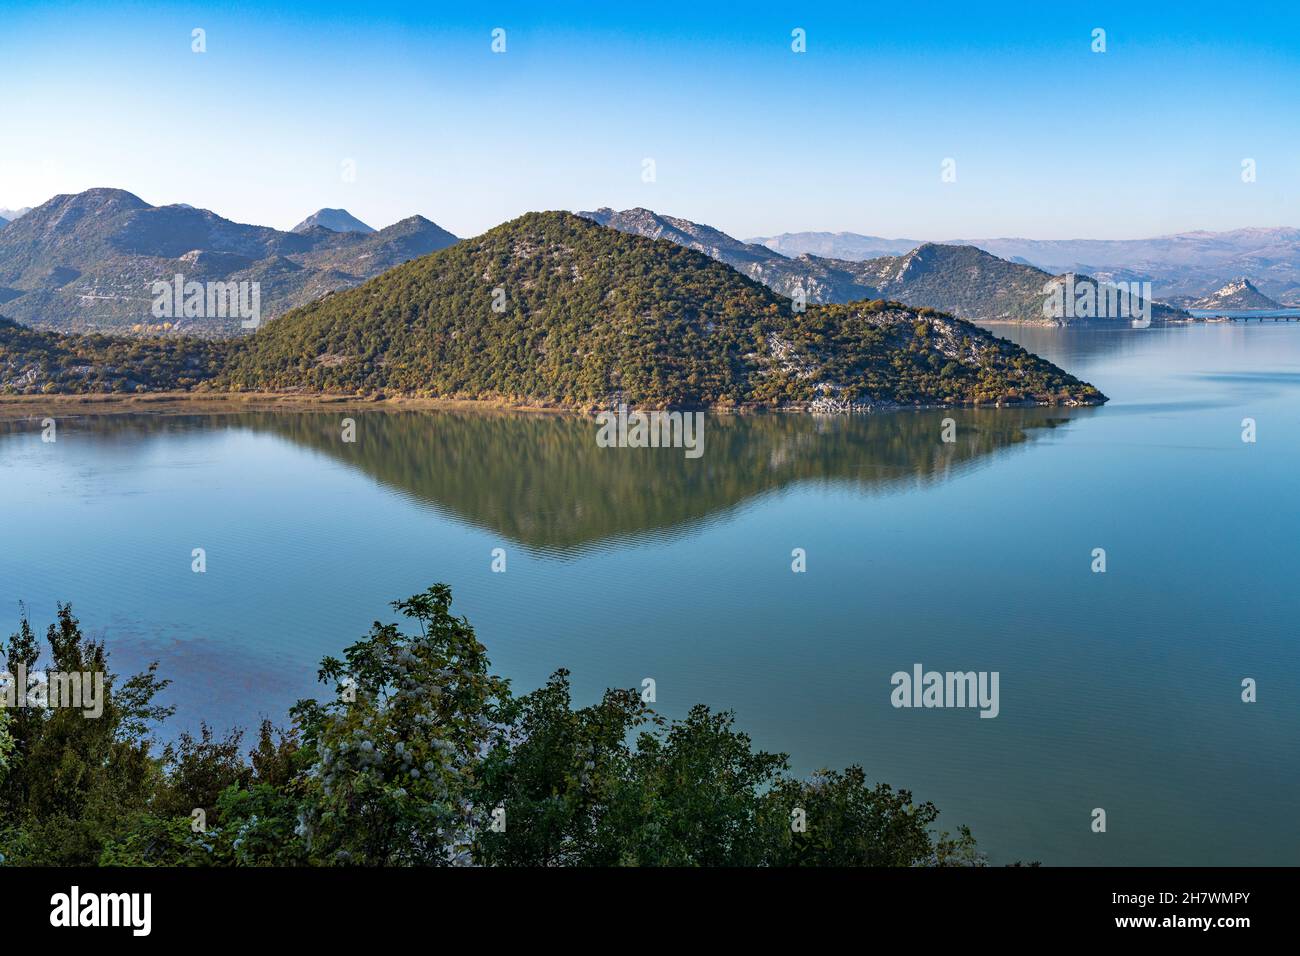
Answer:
[0,604,171,866]
[761,766,961,866]
[289,584,511,865]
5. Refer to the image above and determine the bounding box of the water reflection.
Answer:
[2,406,1091,552]
[994,325,1170,373]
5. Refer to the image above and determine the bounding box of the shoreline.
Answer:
[0,391,587,421]
[0,390,1106,420]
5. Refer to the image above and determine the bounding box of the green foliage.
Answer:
[152,723,250,822]
[289,584,512,865]
[0,317,226,394]
[473,670,658,866]
[613,704,789,866]
[0,587,988,868]
[0,708,13,789]
[764,766,961,866]
[0,605,172,865]
[97,815,210,867]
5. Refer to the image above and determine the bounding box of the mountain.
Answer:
[1183,277,1283,311]
[951,229,1300,304]
[0,208,32,222]
[584,208,1185,327]
[222,210,1105,408]
[846,244,1187,325]
[0,216,7,229]
[759,226,1300,305]
[0,188,458,335]
[579,207,876,302]
[747,231,921,260]
[292,208,375,234]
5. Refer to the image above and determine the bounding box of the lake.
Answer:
[1,323,1297,866]
[1186,309,1300,319]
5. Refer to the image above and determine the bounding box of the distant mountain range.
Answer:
[292,208,376,234]
[0,208,32,224]
[583,208,1185,326]
[5,189,1287,340]
[0,189,457,334]
[751,232,922,260]
[581,207,874,303]
[748,227,1300,305]
[1181,277,1283,311]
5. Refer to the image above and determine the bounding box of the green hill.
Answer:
[221,211,1105,408]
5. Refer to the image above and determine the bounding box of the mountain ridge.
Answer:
[750,226,1300,304]
[585,208,1186,327]
[0,188,458,334]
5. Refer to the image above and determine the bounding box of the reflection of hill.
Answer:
[238,409,1090,552]
[2,408,1090,552]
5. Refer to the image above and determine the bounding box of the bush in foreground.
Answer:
[0,586,985,867]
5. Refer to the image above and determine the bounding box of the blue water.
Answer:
[1,323,1297,865]
[1186,309,1300,319]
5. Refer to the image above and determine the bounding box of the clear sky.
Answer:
[2,0,1297,240]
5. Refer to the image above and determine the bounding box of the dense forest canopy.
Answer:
[0,317,226,394]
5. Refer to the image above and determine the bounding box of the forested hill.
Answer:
[220,211,1106,409]
[0,316,225,394]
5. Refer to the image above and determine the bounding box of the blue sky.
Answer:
[2,0,1297,240]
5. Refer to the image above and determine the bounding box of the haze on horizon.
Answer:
[3,0,1298,241]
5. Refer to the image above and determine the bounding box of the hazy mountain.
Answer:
[223,211,1104,408]
[759,226,1300,305]
[1182,277,1283,311]
[0,216,7,229]
[292,208,376,234]
[0,188,458,335]
[747,231,921,260]
[579,207,876,302]
[846,244,1187,326]
[0,208,32,222]
[585,207,1184,326]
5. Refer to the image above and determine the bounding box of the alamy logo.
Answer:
[595,404,704,459]
[152,274,261,329]
[0,663,104,718]
[50,886,151,936]
[890,663,1000,718]
[1042,276,1152,327]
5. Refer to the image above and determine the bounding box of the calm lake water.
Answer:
[1186,309,1300,319]
[2,323,1298,865]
